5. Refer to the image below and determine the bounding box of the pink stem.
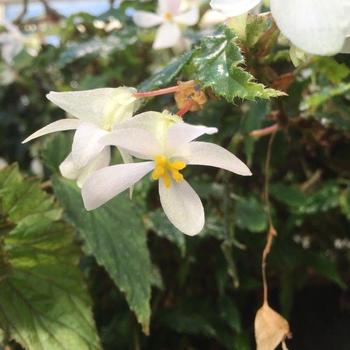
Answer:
[250,124,279,138]
[177,100,194,118]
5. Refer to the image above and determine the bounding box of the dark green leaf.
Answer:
[0,165,101,350]
[53,177,153,333]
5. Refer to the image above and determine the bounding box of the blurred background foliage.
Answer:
[0,1,350,349]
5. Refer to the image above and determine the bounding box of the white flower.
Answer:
[210,0,350,56]
[133,0,199,49]
[22,87,139,186]
[0,21,24,63]
[82,112,252,236]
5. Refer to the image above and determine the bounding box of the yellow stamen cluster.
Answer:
[152,155,186,188]
[163,12,173,21]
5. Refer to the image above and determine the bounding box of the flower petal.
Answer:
[22,119,81,143]
[119,111,182,141]
[47,87,137,126]
[270,0,350,55]
[167,123,218,152]
[82,161,154,210]
[210,0,261,16]
[159,0,181,15]
[153,22,181,49]
[200,10,229,28]
[59,153,80,180]
[59,147,111,188]
[187,141,252,176]
[159,179,204,236]
[100,128,160,160]
[72,122,109,168]
[174,7,199,26]
[133,11,163,28]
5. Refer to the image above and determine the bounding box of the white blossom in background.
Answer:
[82,112,252,236]
[210,0,350,56]
[23,87,139,187]
[0,21,24,63]
[133,0,199,49]
[0,157,8,170]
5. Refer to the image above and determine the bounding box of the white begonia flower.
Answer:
[133,0,199,49]
[210,0,350,56]
[23,87,139,186]
[0,21,24,63]
[82,112,252,236]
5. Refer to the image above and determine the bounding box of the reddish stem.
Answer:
[177,100,194,118]
[134,80,195,98]
[250,124,279,138]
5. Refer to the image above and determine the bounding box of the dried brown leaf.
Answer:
[174,81,207,111]
[254,303,291,350]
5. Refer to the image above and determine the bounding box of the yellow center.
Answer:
[163,12,173,21]
[151,155,186,188]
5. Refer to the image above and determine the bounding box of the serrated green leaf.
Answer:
[0,165,101,350]
[52,177,152,333]
[0,165,61,223]
[191,26,283,102]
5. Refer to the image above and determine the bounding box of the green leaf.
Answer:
[0,165,61,223]
[235,197,267,233]
[270,183,307,208]
[191,26,283,102]
[41,133,72,174]
[306,252,346,290]
[52,177,153,333]
[0,165,101,350]
[138,50,194,92]
[340,187,350,220]
[302,83,350,111]
[245,15,271,48]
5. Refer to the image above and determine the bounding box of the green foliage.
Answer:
[0,2,350,349]
[190,26,283,101]
[0,165,100,350]
[53,177,153,334]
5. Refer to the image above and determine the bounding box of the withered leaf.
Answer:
[254,302,291,350]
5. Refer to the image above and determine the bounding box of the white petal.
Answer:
[167,123,218,151]
[100,128,160,160]
[82,161,154,210]
[187,141,252,176]
[174,8,199,26]
[72,123,109,168]
[76,147,111,187]
[133,11,163,28]
[60,148,111,187]
[210,0,261,16]
[159,0,181,15]
[153,23,181,49]
[341,36,350,53]
[22,119,81,143]
[117,111,182,149]
[118,148,134,199]
[270,0,350,55]
[200,10,229,28]
[47,87,137,126]
[159,179,204,236]
[59,153,80,180]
